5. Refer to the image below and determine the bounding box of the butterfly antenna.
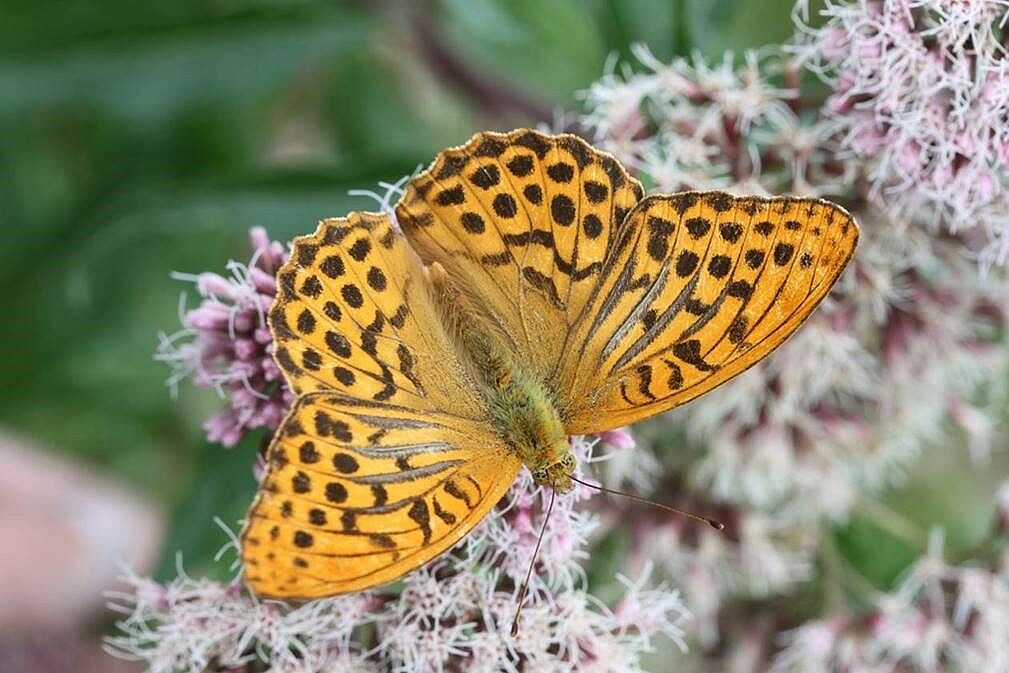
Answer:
[568,474,725,530]
[510,489,556,637]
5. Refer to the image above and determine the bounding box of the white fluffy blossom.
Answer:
[793,0,1009,268]
[772,531,1009,673]
[579,24,1009,651]
[107,438,689,672]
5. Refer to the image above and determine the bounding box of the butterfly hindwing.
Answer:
[396,129,643,381]
[242,393,520,598]
[560,192,858,432]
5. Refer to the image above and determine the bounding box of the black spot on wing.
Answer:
[672,339,716,371]
[668,192,699,214]
[584,181,608,203]
[469,164,500,190]
[474,136,507,157]
[461,212,485,234]
[508,155,535,177]
[297,244,319,267]
[719,222,743,243]
[773,243,795,266]
[327,491,350,518]
[408,499,432,545]
[515,130,551,158]
[493,193,518,218]
[676,250,699,277]
[705,192,733,212]
[685,217,711,239]
[523,184,543,204]
[547,162,574,183]
[435,185,466,206]
[437,154,469,179]
[551,195,576,225]
[558,136,594,168]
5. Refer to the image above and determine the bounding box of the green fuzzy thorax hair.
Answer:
[462,328,574,493]
[428,260,575,492]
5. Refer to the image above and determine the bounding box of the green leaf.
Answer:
[0,6,371,125]
[596,0,683,61]
[832,514,919,590]
[686,0,797,57]
[155,436,261,582]
[439,0,607,107]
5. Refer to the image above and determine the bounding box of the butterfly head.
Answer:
[530,450,576,493]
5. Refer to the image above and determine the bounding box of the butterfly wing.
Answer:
[559,191,859,433]
[394,130,856,435]
[270,212,477,416]
[243,213,520,598]
[396,129,644,382]
[242,392,518,598]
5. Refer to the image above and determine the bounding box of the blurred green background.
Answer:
[1,0,800,581]
[2,0,997,603]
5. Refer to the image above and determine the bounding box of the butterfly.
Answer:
[239,129,858,598]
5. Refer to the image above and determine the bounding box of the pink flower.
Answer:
[155,227,292,447]
[794,0,1009,263]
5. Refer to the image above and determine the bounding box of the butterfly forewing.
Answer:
[561,192,858,433]
[396,129,643,381]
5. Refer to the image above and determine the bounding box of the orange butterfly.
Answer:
[240,129,858,598]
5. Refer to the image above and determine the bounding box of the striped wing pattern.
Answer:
[242,393,519,597]
[560,192,858,432]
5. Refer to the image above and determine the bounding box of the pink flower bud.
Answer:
[254,327,273,344]
[232,310,255,333]
[262,357,281,381]
[230,386,257,409]
[598,427,636,450]
[196,272,235,300]
[249,226,270,256]
[185,303,231,330]
[233,338,258,361]
[249,267,277,295]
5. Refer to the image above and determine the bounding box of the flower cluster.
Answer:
[772,529,1009,673]
[578,32,1009,650]
[792,0,1009,268]
[107,437,689,672]
[155,228,292,447]
[133,4,1009,670]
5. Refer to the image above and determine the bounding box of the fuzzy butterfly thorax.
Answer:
[240,128,858,598]
[427,260,575,493]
